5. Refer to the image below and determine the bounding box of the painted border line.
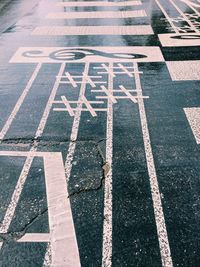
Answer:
[134,62,173,267]
[56,1,142,7]
[32,26,154,36]
[46,10,147,19]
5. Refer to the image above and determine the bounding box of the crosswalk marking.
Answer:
[158,33,200,47]
[184,108,200,144]
[166,60,200,81]
[46,10,147,19]
[56,0,142,7]
[10,47,164,63]
[32,25,154,36]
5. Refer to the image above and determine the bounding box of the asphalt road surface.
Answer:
[0,0,200,266]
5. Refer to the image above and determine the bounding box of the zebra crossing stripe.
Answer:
[56,0,142,7]
[46,10,147,19]
[32,25,154,36]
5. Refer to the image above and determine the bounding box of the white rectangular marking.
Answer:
[56,1,142,7]
[10,46,164,63]
[46,10,147,19]
[166,60,200,81]
[184,108,200,144]
[158,33,200,47]
[18,233,50,242]
[32,25,154,36]
[0,151,80,267]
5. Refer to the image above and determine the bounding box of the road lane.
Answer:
[0,0,200,266]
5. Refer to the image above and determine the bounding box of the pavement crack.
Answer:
[0,208,48,242]
[68,162,110,198]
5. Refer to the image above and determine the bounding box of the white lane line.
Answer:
[35,64,65,139]
[43,153,80,266]
[0,63,42,141]
[181,0,200,16]
[0,64,65,233]
[32,26,154,36]
[0,151,80,266]
[133,62,173,267]
[56,1,142,7]
[155,0,179,33]
[46,10,147,19]
[181,0,200,8]
[0,149,36,234]
[0,63,81,266]
[65,62,90,182]
[102,63,113,267]
[168,0,199,33]
[184,107,200,144]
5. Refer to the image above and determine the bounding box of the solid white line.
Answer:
[35,63,65,139]
[44,153,80,266]
[0,63,42,141]
[46,10,147,19]
[102,63,113,267]
[65,62,90,182]
[0,149,36,234]
[32,26,154,36]
[56,1,142,7]
[133,62,173,267]
[0,64,65,232]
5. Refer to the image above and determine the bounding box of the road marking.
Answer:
[64,62,90,182]
[156,0,199,33]
[0,63,42,141]
[46,10,147,19]
[184,108,200,144]
[155,0,179,33]
[168,0,199,33]
[134,62,173,267]
[0,151,80,266]
[166,60,200,80]
[34,64,65,139]
[0,64,66,233]
[56,1,142,7]
[18,233,50,242]
[0,63,81,266]
[10,47,164,63]
[102,63,113,267]
[32,25,154,36]
[181,0,200,16]
[158,33,200,47]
